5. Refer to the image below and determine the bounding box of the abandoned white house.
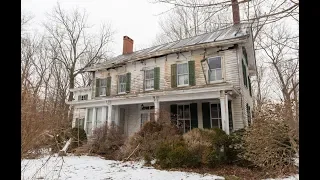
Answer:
[67,20,256,137]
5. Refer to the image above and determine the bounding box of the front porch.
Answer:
[72,89,243,137]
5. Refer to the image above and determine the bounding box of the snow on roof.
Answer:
[85,23,251,72]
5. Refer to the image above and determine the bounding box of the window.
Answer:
[118,74,127,93]
[210,103,222,129]
[177,63,189,86]
[145,69,154,90]
[75,118,85,129]
[242,47,248,65]
[78,95,88,101]
[86,108,93,136]
[140,105,155,127]
[95,107,103,128]
[208,57,222,82]
[177,104,191,133]
[99,79,107,96]
[242,60,248,87]
[246,104,251,126]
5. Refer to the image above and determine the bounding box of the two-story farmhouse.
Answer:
[67,20,256,137]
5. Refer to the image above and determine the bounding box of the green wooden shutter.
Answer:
[170,104,177,125]
[126,72,131,92]
[188,61,195,86]
[95,79,100,97]
[190,103,198,129]
[202,102,211,129]
[248,76,252,96]
[106,77,111,96]
[228,101,233,132]
[171,64,177,88]
[154,67,160,90]
[242,60,248,87]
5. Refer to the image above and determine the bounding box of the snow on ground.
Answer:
[21,154,224,180]
[263,174,299,180]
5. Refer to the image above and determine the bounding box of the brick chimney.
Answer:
[231,0,240,24]
[123,36,134,54]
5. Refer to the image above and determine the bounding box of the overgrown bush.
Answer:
[68,128,87,151]
[90,123,125,160]
[242,118,296,172]
[225,128,252,167]
[120,120,181,162]
[182,128,229,168]
[155,141,201,168]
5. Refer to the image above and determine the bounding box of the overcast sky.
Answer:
[21,0,172,56]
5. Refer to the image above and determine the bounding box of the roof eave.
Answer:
[84,36,249,72]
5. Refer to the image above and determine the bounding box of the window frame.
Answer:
[78,94,88,101]
[209,103,222,129]
[176,104,191,133]
[176,62,189,87]
[99,79,107,96]
[140,105,155,127]
[118,74,127,94]
[144,69,154,91]
[207,56,223,83]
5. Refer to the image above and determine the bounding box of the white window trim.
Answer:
[176,62,189,87]
[144,69,154,91]
[209,102,222,129]
[99,79,107,97]
[176,104,191,133]
[118,74,127,94]
[207,56,224,84]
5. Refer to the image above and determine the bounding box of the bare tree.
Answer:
[43,3,114,122]
[256,22,299,141]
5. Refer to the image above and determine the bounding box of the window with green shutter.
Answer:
[106,77,111,96]
[145,69,154,90]
[242,47,248,65]
[154,67,160,90]
[188,61,195,86]
[242,60,248,88]
[95,79,100,97]
[126,72,131,92]
[177,63,189,86]
[171,64,177,88]
[248,76,252,96]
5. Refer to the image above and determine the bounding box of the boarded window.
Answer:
[208,57,222,82]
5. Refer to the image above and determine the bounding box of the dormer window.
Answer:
[208,56,222,82]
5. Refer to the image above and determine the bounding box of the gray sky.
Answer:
[21,0,172,56]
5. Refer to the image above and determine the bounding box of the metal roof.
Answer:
[85,23,250,71]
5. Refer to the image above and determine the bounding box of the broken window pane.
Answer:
[208,57,221,69]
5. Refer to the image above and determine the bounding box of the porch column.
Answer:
[92,107,97,132]
[84,108,88,131]
[154,96,160,121]
[220,91,230,135]
[107,104,113,127]
[102,106,107,125]
[114,105,120,126]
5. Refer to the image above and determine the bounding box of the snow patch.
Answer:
[21,155,225,180]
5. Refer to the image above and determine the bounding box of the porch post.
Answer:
[92,107,97,132]
[84,108,88,132]
[220,90,230,135]
[114,105,120,126]
[107,104,113,127]
[154,96,160,121]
